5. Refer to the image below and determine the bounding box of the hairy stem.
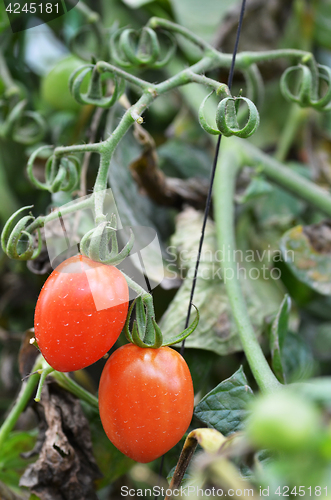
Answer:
[26,196,93,233]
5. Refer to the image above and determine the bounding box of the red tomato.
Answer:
[98,344,194,463]
[34,255,129,372]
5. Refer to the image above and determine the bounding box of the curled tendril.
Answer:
[0,99,46,145]
[125,297,199,349]
[80,215,134,266]
[280,63,331,111]
[110,27,176,69]
[69,64,125,108]
[1,206,42,261]
[215,96,260,138]
[199,93,260,138]
[27,145,80,193]
[199,91,221,135]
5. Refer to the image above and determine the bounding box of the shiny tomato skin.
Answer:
[34,255,129,372]
[98,344,194,463]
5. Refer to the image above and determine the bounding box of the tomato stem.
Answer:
[0,355,42,449]
[51,372,99,411]
[213,146,281,394]
[34,365,54,402]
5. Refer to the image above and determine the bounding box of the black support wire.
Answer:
[180,0,247,356]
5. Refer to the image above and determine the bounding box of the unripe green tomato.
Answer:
[246,391,321,453]
[41,55,88,112]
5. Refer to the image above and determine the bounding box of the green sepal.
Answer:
[161,304,200,346]
[1,99,46,145]
[198,92,220,136]
[280,63,331,111]
[69,64,124,109]
[80,215,134,266]
[216,96,260,138]
[1,206,42,261]
[124,299,135,344]
[135,296,147,340]
[27,145,54,191]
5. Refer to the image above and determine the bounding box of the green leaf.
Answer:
[282,331,315,383]
[170,0,240,50]
[157,139,212,179]
[280,222,331,296]
[239,176,274,204]
[160,208,281,355]
[0,430,37,489]
[269,294,291,383]
[183,349,219,395]
[109,113,174,283]
[194,366,254,436]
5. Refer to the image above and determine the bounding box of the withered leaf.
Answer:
[280,221,331,295]
[20,383,102,500]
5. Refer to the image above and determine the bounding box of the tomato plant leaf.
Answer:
[281,331,315,383]
[160,207,281,355]
[109,124,174,284]
[158,139,211,179]
[280,222,331,295]
[269,294,291,383]
[0,430,37,489]
[238,175,274,204]
[194,366,254,436]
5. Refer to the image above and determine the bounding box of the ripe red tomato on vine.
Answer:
[34,254,129,372]
[98,343,194,463]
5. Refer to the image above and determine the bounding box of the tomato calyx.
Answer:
[280,62,331,111]
[80,214,134,265]
[110,26,176,70]
[1,205,42,261]
[0,98,46,145]
[199,91,260,138]
[69,64,125,109]
[27,145,80,194]
[125,295,199,348]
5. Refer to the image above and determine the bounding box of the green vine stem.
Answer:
[26,196,92,234]
[51,371,99,410]
[242,140,331,217]
[213,147,281,394]
[147,17,312,69]
[0,353,99,449]
[274,104,310,162]
[0,357,41,450]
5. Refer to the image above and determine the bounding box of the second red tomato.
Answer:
[98,344,194,463]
